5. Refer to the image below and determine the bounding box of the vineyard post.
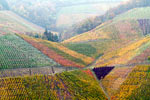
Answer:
[29,68,32,76]
[66,67,68,71]
[52,66,55,74]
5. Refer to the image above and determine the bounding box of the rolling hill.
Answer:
[0,1,150,100]
[0,34,58,69]
[18,34,94,68]
[0,69,107,100]
[94,36,150,67]
[112,65,150,99]
[0,11,44,35]
[62,7,150,59]
[61,0,150,41]
[6,0,123,30]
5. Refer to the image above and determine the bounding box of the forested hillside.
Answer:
[6,0,122,35]
[62,0,150,40]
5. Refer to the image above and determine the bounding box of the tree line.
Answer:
[29,29,59,42]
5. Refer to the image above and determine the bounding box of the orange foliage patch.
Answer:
[82,69,95,79]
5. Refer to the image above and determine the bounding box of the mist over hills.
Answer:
[61,0,150,40]
[0,0,9,10]
[5,0,124,32]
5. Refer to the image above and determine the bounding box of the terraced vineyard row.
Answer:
[18,34,94,68]
[0,34,59,69]
[0,70,107,100]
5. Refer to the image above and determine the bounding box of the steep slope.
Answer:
[0,70,107,100]
[18,34,94,68]
[112,65,150,100]
[63,7,150,43]
[7,0,122,30]
[63,0,150,40]
[63,7,150,59]
[94,36,150,67]
[101,67,134,97]
[0,11,44,34]
[0,34,59,69]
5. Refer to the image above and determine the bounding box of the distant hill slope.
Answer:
[62,0,150,41]
[6,0,122,30]
[113,7,150,21]
[63,7,150,43]
[0,11,44,34]
[0,34,59,69]
[62,7,150,58]
[0,69,107,100]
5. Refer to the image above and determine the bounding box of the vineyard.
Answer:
[62,16,143,60]
[95,36,150,67]
[63,43,97,57]
[0,34,59,69]
[112,65,150,99]
[101,67,134,97]
[0,2,150,100]
[62,17,142,44]
[18,34,94,68]
[0,70,107,100]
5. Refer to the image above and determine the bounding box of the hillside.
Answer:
[112,65,150,99]
[0,1,150,99]
[6,0,123,33]
[63,7,150,43]
[62,0,150,41]
[62,7,150,59]
[94,36,150,67]
[0,11,44,35]
[0,34,59,69]
[0,69,107,100]
[18,34,94,68]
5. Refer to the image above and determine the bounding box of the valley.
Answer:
[0,0,150,100]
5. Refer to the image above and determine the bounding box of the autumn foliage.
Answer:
[0,70,107,100]
[18,34,88,68]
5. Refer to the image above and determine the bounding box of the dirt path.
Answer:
[0,66,67,78]
[99,81,110,100]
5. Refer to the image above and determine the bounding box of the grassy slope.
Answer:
[0,11,44,34]
[18,34,94,68]
[0,70,107,100]
[0,34,59,69]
